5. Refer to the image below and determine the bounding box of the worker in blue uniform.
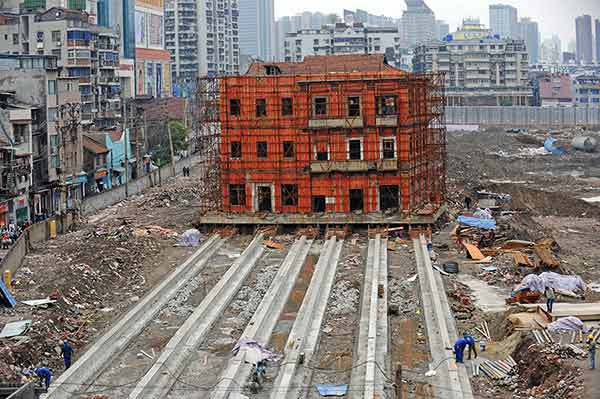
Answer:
[34,367,52,390]
[453,337,468,363]
[464,332,478,360]
[60,340,74,369]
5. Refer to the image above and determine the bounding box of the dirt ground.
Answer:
[0,166,204,385]
[444,127,600,398]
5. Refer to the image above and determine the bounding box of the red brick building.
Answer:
[215,54,446,223]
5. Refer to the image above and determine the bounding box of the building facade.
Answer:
[537,73,573,106]
[576,15,593,64]
[238,0,274,61]
[489,4,518,39]
[573,75,600,105]
[343,9,396,27]
[217,54,446,220]
[400,0,435,48]
[517,17,539,65]
[413,20,532,106]
[134,0,171,97]
[595,19,600,64]
[283,23,401,68]
[164,0,239,83]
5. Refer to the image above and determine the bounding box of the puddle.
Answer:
[458,274,510,313]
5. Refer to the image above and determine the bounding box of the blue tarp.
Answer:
[544,138,566,155]
[0,280,16,308]
[315,384,348,397]
[457,216,497,230]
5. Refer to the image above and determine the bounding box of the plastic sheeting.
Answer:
[547,316,587,333]
[315,384,349,397]
[232,339,278,365]
[544,137,566,155]
[517,272,586,294]
[176,229,201,247]
[457,216,497,230]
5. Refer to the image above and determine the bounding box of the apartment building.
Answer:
[573,75,600,105]
[165,0,239,83]
[283,23,401,68]
[413,19,532,106]
[134,0,171,96]
[576,15,593,64]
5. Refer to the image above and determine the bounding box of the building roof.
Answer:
[83,135,109,154]
[245,54,402,76]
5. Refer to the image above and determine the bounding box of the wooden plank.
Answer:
[513,251,534,268]
[463,243,485,260]
[533,244,560,268]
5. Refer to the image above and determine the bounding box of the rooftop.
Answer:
[83,135,109,155]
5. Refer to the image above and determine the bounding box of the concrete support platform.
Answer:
[197,205,446,227]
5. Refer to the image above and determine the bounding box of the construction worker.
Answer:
[464,332,478,360]
[588,334,596,370]
[59,339,74,369]
[545,286,556,314]
[453,336,468,364]
[34,367,52,390]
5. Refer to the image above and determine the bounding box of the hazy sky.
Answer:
[276,0,600,48]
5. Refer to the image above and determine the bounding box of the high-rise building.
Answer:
[275,16,302,61]
[239,0,275,61]
[435,20,449,39]
[541,35,561,64]
[400,0,435,48]
[134,0,171,97]
[282,23,401,67]
[413,19,532,106]
[517,18,539,65]
[343,8,397,27]
[164,0,239,82]
[595,19,600,64]
[489,4,518,38]
[575,15,593,64]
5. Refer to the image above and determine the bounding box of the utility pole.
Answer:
[167,119,175,177]
[123,100,129,197]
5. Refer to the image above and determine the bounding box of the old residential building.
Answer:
[413,19,532,106]
[164,0,240,82]
[573,75,600,105]
[283,23,401,68]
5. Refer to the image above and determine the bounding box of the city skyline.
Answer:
[275,0,600,47]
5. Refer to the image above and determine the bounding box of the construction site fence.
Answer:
[446,106,600,127]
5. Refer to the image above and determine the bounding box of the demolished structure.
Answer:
[197,54,447,225]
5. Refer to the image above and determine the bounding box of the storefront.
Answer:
[15,195,29,226]
[94,169,109,192]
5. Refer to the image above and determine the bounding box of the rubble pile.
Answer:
[388,277,418,315]
[329,280,360,316]
[132,184,202,209]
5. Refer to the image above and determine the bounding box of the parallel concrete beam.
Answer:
[128,234,265,399]
[269,237,343,399]
[46,235,225,399]
[212,237,313,399]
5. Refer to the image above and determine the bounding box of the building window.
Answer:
[52,30,61,42]
[256,99,267,117]
[312,196,326,212]
[51,155,60,168]
[229,99,240,116]
[48,80,57,96]
[51,48,61,60]
[283,141,294,158]
[349,189,364,212]
[12,33,18,45]
[379,185,399,211]
[315,142,329,161]
[230,141,242,158]
[313,97,327,116]
[257,141,267,158]
[347,96,361,117]
[282,97,293,116]
[47,107,58,122]
[348,139,362,160]
[13,124,27,144]
[382,138,396,159]
[229,184,246,206]
[376,95,397,116]
[281,184,298,206]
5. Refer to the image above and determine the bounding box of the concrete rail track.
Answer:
[350,235,389,399]
[128,234,266,399]
[413,235,474,399]
[211,236,313,399]
[45,234,226,399]
[268,237,344,399]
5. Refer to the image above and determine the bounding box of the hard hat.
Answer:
[589,334,595,340]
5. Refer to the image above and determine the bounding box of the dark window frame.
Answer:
[347,96,361,117]
[230,141,242,159]
[256,141,268,158]
[313,96,328,117]
[376,95,398,116]
[255,98,267,117]
[283,141,295,159]
[312,196,326,212]
[229,99,241,116]
[229,184,246,206]
[348,139,362,160]
[382,138,396,159]
[282,97,293,116]
[281,184,299,206]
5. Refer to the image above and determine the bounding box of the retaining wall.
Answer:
[446,106,600,127]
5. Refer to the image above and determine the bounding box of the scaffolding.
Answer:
[194,55,447,223]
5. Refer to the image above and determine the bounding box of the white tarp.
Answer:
[518,272,586,294]
[176,229,201,247]
[547,316,587,333]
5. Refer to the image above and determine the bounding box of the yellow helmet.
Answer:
[589,334,595,340]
